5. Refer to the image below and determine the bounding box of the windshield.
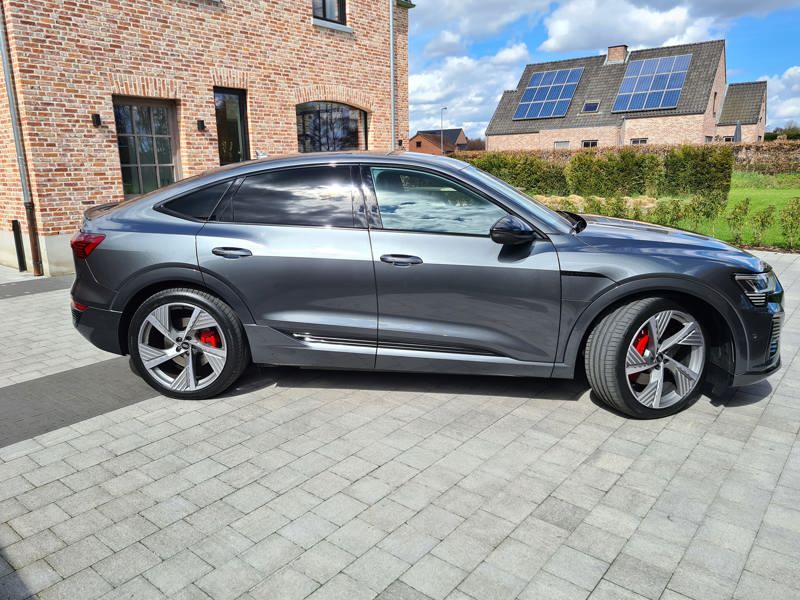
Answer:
[463,166,573,232]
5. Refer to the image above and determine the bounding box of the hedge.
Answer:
[454,144,736,198]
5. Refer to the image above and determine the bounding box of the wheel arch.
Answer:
[555,277,743,391]
[111,267,255,354]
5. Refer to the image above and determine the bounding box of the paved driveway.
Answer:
[0,251,799,600]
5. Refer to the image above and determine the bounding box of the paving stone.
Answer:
[345,546,409,592]
[142,519,205,559]
[2,529,65,570]
[249,566,319,600]
[242,533,303,574]
[97,514,159,552]
[190,527,253,568]
[38,567,112,600]
[589,579,650,600]
[195,557,262,600]
[519,570,589,600]
[93,542,162,587]
[486,537,549,580]
[45,535,113,578]
[140,496,199,528]
[279,512,337,549]
[0,560,61,600]
[50,509,113,545]
[667,563,737,600]
[604,553,672,599]
[566,522,627,563]
[328,517,387,557]
[8,503,70,537]
[269,488,324,520]
[544,546,610,591]
[407,505,463,540]
[306,573,375,600]
[292,540,355,583]
[379,524,438,564]
[377,580,435,600]
[458,561,527,600]
[231,505,289,542]
[401,554,466,600]
[144,549,212,596]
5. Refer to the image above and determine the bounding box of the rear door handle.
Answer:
[380,254,423,267]
[212,247,253,259]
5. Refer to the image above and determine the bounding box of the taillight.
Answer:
[70,232,105,259]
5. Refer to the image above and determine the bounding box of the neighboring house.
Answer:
[486,40,767,151]
[410,128,468,155]
[0,0,414,275]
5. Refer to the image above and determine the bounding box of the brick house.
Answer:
[486,40,767,152]
[0,0,414,275]
[409,128,468,155]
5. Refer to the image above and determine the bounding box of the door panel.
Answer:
[197,165,376,368]
[363,165,561,376]
[370,231,561,371]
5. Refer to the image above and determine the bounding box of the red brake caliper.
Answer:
[629,327,650,382]
[198,329,221,348]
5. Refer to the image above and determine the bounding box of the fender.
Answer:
[110,265,256,325]
[552,275,747,379]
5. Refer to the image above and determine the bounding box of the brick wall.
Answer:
[0,0,410,272]
[486,125,620,151]
[409,134,446,155]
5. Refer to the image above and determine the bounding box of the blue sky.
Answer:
[408,1,800,138]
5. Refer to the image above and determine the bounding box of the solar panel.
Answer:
[514,67,584,120]
[612,54,692,113]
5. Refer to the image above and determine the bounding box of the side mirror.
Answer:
[490,215,536,245]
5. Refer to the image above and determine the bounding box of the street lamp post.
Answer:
[440,107,447,155]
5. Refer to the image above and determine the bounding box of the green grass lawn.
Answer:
[671,171,800,247]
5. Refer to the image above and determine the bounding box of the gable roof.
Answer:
[486,39,725,136]
[415,128,466,146]
[412,131,457,152]
[718,81,766,125]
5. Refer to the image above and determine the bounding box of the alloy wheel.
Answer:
[137,302,227,392]
[625,310,705,409]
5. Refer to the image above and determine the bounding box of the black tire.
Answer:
[585,297,706,419]
[128,288,249,400]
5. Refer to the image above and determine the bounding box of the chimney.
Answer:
[607,44,628,63]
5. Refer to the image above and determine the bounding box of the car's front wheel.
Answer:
[129,288,249,399]
[585,297,707,418]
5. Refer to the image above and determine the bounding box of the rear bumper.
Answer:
[72,303,124,355]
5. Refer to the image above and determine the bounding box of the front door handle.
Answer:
[212,247,253,259]
[380,254,423,267]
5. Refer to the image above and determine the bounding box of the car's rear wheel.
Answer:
[585,297,707,418]
[129,288,249,399]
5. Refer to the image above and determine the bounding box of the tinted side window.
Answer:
[232,167,355,227]
[162,181,232,220]
[371,168,507,235]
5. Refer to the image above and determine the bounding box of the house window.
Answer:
[705,136,713,143]
[582,101,600,113]
[713,92,717,118]
[554,141,570,149]
[214,88,250,165]
[416,141,422,148]
[723,136,734,143]
[113,98,178,196]
[630,138,648,145]
[313,0,346,25]
[582,140,598,148]
[296,101,367,152]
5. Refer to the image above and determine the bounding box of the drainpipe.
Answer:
[389,0,396,151]
[0,2,42,275]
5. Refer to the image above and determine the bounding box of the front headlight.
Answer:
[734,271,782,306]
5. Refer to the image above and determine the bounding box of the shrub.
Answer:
[779,197,800,248]
[565,148,664,198]
[650,199,685,228]
[629,199,645,221]
[604,196,629,218]
[462,152,568,195]
[751,206,776,246]
[583,196,605,215]
[686,191,727,233]
[662,145,734,198]
[556,197,578,212]
[725,197,750,245]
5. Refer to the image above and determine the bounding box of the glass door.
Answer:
[214,88,250,165]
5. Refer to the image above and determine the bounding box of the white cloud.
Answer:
[412,0,549,38]
[409,43,531,138]
[424,31,463,58]
[762,66,800,126]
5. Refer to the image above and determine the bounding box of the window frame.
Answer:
[155,179,236,223]
[554,141,570,150]
[296,101,368,153]
[630,138,648,145]
[582,140,598,148]
[209,165,365,230]
[113,96,181,198]
[214,87,251,165]
[582,101,600,113]
[313,0,347,25]
[359,165,523,239]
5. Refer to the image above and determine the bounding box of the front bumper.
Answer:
[731,301,783,388]
[72,303,124,355]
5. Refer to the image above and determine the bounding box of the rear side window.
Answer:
[232,166,355,227]
[161,181,232,220]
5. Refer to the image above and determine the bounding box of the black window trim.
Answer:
[209,164,366,230]
[581,100,601,113]
[214,87,251,165]
[154,179,237,223]
[313,0,347,25]
[358,164,544,240]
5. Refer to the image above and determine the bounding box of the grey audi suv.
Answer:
[71,152,783,418]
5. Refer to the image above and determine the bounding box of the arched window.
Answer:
[296,101,368,153]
